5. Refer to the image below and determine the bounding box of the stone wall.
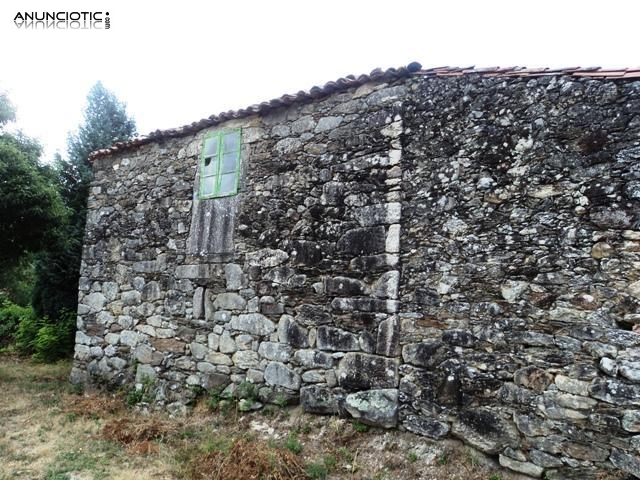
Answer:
[72,73,640,478]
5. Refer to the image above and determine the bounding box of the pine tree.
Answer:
[32,82,136,319]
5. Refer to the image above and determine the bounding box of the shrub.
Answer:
[12,305,41,355]
[7,303,75,361]
[33,310,76,362]
[0,300,32,347]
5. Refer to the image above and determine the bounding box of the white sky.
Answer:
[0,0,638,161]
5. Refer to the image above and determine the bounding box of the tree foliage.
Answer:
[32,82,136,320]
[0,92,16,126]
[67,81,137,182]
[0,94,66,305]
[0,134,66,267]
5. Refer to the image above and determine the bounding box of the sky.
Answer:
[0,0,639,161]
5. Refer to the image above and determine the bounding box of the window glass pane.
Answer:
[221,151,237,173]
[218,172,237,195]
[222,131,240,153]
[203,137,218,157]
[201,175,216,196]
[203,156,218,176]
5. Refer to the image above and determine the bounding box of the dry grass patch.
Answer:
[181,437,308,480]
[0,354,542,480]
[102,417,177,444]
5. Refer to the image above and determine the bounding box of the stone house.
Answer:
[72,62,640,478]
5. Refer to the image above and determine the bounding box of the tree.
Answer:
[32,82,136,319]
[67,81,137,183]
[0,92,16,126]
[0,134,66,263]
[0,94,66,303]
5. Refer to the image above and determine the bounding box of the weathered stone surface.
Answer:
[529,449,563,468]
[151,338,185,354]
[246,248,289,267]
[300,385,344,414]
[84,292,106,312]
[619,360,640,381]
[206,352,233,366]
[451,409,520,454]
[337,353,398,390]
[293,349,333,369]
[499,454,544,478]
[230,313,275,336]
[590,378,640,406]
[337,226,386,256]
[376,316,399,357]
[324,276,367,296]
[264,361,300,390]
[301,370,324,383]
[609,448,640,476]
[213,293,247,311]
[344,389,398,428]
[514,366,555,392]
[554,375,590,396]
[441,329,477,348]
[257,342,292,362]
[402,341,450,368]
[295,304,332,326]
[277,315,309,348]
[190,342,208,360]
[232,350,259,369]
[74,69,640,480]
[622,410,640,432]
[403,415,450,439]
[372,271,399,299]
[224,263,244,290]
[317,326,359,351]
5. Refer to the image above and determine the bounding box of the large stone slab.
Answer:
[344,389,398,428]
[300,385,344,414]
[337,353,399,390]
[451,408,520,454]
[264,361,301,390]
[230,313,275,336]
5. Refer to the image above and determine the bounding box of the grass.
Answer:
[0,353,526,480]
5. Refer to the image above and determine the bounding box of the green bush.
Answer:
[33,310,75,363]
[13,306,42,355]
[6,302,75,362]
[0,299,27,347]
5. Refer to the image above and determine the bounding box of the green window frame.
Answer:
[199,128,242,199]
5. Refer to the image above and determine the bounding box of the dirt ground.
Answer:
[0,354,532,480]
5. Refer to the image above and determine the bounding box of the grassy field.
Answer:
[0,354,527,480]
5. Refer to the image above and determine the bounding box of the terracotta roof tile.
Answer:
[90,62,640,159]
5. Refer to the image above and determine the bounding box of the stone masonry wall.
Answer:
[72,74,640,478]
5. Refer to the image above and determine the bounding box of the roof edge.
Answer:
[89,62,422,160]
[90,62,640,160]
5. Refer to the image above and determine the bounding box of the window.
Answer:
[199,128,241,198]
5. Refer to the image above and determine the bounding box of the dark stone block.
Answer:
[350,254,398,272]
[442,330,477,347]
[337,353,399,390]
[295,304,332,326]
[337,226,386,256]
[289,240,324,266]
[300,385,344,414]
[202,373,230,390]
[317,326,360,351]
[451,408,520,454]
[324,276,367,296]
[403,415,450,439]
[402,341,450,369]
[590,378,640,406]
